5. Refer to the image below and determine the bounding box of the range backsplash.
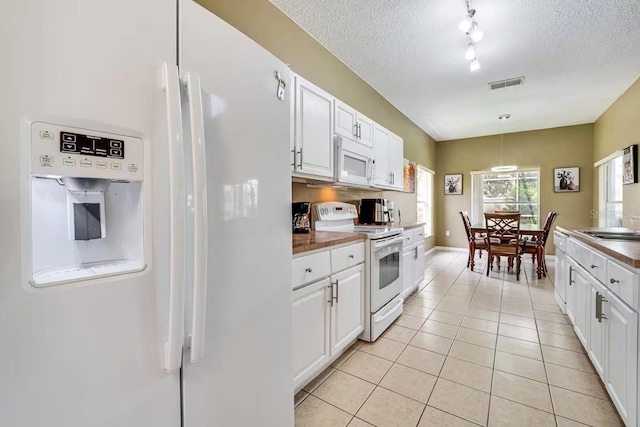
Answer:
[291,182,418,225]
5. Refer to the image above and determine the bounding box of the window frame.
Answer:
[598,154,623,227]
[471,168,541,227]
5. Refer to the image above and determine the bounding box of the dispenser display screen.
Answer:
[60,132,125,159]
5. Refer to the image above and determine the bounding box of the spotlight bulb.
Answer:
[470,58,480,72]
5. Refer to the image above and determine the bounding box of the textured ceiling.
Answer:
[270,0,640,141]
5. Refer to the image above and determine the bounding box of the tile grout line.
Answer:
[486,255,507,427]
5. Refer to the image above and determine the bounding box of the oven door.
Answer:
[335,139,372,186]
[370,235,404,312]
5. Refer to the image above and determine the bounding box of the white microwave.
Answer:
[334,136,374,187]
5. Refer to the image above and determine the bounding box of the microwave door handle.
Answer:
[374,236,404,249]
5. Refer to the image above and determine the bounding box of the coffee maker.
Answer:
[359,198,390,224]
[292,202,311,233]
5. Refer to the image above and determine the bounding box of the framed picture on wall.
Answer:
[623,144,638,184]
[403,159,416,192]
[444,173,463,195]
[554,167,580,192]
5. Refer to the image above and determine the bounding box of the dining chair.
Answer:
[484,213,522,280]
[459,211,486,270]
[521,212,558,276]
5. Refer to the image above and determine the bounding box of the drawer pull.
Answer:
[590,264,598,269]
[348,254,354,259]
[610,278,620,284]
[305,268,313,273]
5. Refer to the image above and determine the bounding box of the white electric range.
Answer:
[314,202,404,341]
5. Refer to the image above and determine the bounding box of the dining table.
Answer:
[470,223,546,279]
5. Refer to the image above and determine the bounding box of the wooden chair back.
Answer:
[459,211,473,241]
[484,213,521,256]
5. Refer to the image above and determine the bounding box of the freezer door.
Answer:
[180,1,294,426]
[0,1,181,426]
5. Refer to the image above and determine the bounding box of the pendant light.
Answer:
[491,114,517,172]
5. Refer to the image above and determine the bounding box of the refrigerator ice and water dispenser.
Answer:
[28,121,146,287]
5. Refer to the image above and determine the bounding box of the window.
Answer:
[599,155,623,227]
[417,166,434,236]
[471,169,540,226]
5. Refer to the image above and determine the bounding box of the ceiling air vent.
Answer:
[489,76,525,90]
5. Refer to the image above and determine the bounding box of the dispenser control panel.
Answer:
[59,132,125,159]
[31,121,144,181]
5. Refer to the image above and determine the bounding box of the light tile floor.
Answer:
[294,251,624,427]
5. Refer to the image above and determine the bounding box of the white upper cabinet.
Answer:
[333,99,374,149]
[334,99,358,141]
[373,124,404,190]
[292,73,335,180]
[388,132,404,190]
[373,124,390,187]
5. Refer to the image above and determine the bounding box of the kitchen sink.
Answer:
[579,230,640,241]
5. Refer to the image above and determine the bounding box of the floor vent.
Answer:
[489,76,525,90]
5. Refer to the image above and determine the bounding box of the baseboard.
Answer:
[432,246,467,253]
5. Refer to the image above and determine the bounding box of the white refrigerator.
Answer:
[0,1,293,426]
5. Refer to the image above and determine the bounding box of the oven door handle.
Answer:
[374,236,404,249]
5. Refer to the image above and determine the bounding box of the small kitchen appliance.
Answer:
[314,202,404,341]
[359,198,390,224]
[292,202,311,233]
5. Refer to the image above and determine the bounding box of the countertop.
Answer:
[557,226,640,269]
[292,231,367,255]
[397,222,426,231]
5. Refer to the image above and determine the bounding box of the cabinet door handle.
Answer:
[595,291,602,321]
[331,279,339,304]
[305,267,312,273]
[348,254,354,259]
[359,123,362,139]
[328,283,334,307]
[291,149,295,168]
[590,264,598,269]
[610,278,619,284]
[414,246,418,260]
[298,149,303,169]
[353,123,358,138]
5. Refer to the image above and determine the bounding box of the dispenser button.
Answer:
[96,160,107,169]
[39,155,53,166]
[62,133,76,143]
[63,158,76,166]
[128,163,139,173]
[80,159,92,167]
[40,131,54,140]
[111,162,121,170]
[62,142,76,151]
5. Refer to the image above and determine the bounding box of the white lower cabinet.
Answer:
[564,236,639,426]
[292,243,365,391]
[414,243,425,287]
[566,262,578,325]
[587,277,606,377]
[292,278,331,388]
[573,265,589,346]
[604,290,637,426]
[401,229,426,299]
[330,265,365,355]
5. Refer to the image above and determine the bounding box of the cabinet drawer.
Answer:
[293,251,331,289]
[589,251,607,284]
[413,227,425,242]
[403,231,415,247]
[567,239,590,269]
[607,261,639,311]
[553,231,567,251]
[331,242,365,274]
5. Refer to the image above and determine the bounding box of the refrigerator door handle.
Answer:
[185,72,208,363]
[162,62,187,372]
